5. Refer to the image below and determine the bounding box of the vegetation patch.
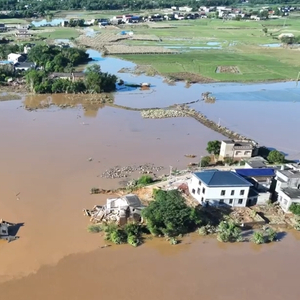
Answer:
[167,72,216,83]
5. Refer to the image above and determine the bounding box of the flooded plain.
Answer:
[1,46,300,299]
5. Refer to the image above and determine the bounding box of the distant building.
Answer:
[188,170,252,207]
[278,188,300,213]
[219,140,258,160]
[49,72,85,81]
[0,23,7,31]
[244,156,268,169]
[14,61,35,71]
[15,29,32,38]
[7,53,26,63]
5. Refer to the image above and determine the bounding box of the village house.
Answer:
[244,156,268,169]
[0,23,7,31]
[219,139,258,160]
[15,29,32,38]
[85,194,144,225]
[49,72,85,81]
[278,188,300,213]
[7,53,26,63]
[14,61,35,71]
[275,166,300,194]
[234,168,276,205]
[188,170,252,207]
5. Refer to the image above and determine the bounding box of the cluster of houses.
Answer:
[0,45,35,71]
[0,24,32,38]
[188,139,300,214]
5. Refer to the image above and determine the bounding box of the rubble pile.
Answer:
[101,163,164,179]
[84,194,144,225]
[141,109,187,119]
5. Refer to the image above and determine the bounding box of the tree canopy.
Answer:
[206,140,221,156]
[141,189,201,237]
[267,150,285,164]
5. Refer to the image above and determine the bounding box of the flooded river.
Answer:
[0,47,299,299]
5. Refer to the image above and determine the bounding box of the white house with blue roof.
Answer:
[188,170,253,207]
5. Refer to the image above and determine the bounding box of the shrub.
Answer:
[110,229,127,244]
[127,234,140,247]
[266,228,277,242]
[216,220,243,243]
[201,156,211,167]
[137,175,153,186]
[252,231,265,244]
[169,237,179,245]
[87,224,103,233]
[224,157,234,165]
[289,203,300,216]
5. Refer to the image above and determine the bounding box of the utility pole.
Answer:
[169,166,172,178]
[218,118,221,127]
[199,156,203,170]
[296,71,300,87]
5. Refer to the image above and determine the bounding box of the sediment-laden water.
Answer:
[0,45,300,299]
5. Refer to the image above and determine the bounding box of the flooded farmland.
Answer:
[0,47,300,299]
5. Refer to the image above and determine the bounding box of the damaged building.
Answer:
[84,194,144,225]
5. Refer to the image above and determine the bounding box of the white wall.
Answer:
[188,175,249,207]
[278,191,300,213]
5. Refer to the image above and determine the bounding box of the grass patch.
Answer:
[117,50,300,82]
[37,28,80,39]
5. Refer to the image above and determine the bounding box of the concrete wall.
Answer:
[188,175,249,207]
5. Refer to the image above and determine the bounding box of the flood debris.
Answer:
[84,194,144,225]
[101,164,164,179]
[0,219,19,242]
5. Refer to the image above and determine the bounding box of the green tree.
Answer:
[142,190,201,237]
[267,150,285,164]
[206,140,221,156]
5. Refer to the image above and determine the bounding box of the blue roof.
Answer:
[194,171,252,187]
[235,168,275,177]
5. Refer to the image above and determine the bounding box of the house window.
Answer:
[219,199,224,205]
[238,199,243,204]
[199,181,201,186]
[197,188,200,195]
[201,197,204,203]
[229,199,233,204]
[192,189,195,194]
[235,151,241,155]
[284,200,287,206]
[240,190,245,196]
[202,188,205,194]
[221,190,225,196]
[279,196,282,202]
[2,230,6,234]
[231,190,235,196]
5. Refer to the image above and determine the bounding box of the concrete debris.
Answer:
[101,163,164,179]
[84,194,144,225]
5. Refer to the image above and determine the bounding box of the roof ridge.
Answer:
[207,170,217,185]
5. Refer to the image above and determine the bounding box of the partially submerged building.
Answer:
[85,194,144,225]
[188,170,252,207]
[219,140,258,160]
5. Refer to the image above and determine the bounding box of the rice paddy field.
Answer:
[115,18,300,82]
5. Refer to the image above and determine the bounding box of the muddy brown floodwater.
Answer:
[1,95,300,300]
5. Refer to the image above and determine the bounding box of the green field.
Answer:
[116,18,300,82]
[37,28,80,39]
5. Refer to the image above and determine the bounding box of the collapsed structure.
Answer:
[84,194,144,225]
[0,219,17,242]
